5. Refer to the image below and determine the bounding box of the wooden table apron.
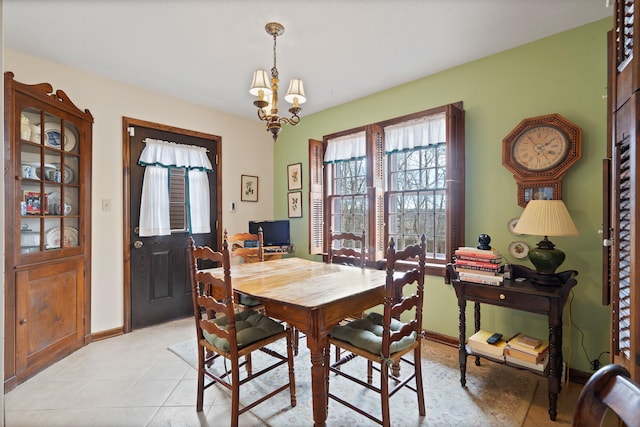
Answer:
[202,257,387,427]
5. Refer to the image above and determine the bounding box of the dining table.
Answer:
[203,257,387,427]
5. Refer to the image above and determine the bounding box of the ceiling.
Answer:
[4,1,613,120]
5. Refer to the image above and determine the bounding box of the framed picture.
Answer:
[288,191,302,218]
[287,163,302,190]
[519,182,560,207]
[23,191,47,215]
[241,175,259,202]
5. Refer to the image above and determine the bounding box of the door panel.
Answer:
[15,259,84,380]
[126,122,219,330]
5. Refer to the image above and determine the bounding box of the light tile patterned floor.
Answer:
[4,317,584,426]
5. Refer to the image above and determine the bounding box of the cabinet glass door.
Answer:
[19,107,81,255]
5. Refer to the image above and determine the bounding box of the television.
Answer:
[249,220,291,247]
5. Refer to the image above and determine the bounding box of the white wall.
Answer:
[4,49,275,333]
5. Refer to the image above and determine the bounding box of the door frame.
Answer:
[121,117,222,333]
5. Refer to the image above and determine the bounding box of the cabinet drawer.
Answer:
[467,286,551,313]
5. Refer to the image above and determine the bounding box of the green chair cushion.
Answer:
[237,293,263,307]
[330,312,417,355]
[203,310,284,351]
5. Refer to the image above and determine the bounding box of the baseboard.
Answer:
[92,326,124,341]
[422,329,590,385]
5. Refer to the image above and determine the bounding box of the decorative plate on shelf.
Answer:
[41,123,77,152]
[508,241,530,259]
[507,218,522,235]
[50,163,76,184]
[45,226,78,249]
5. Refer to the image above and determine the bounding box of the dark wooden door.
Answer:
[126,120,220,330]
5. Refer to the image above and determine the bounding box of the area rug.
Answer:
[168,338,537,426]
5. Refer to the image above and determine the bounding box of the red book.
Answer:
[455,258,501,270]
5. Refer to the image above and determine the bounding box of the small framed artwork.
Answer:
[518,181,561,207]
[23,191,47,215]
[288,191,303,218]
[241,175,259,202]
[287,163,302,190]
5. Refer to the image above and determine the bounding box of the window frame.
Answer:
[309,102,464,276]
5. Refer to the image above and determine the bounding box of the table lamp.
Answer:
[512,200,579,285]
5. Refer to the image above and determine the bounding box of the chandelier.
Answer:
[250,22,306,141]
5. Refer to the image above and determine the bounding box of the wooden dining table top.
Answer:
[206,257,387,310]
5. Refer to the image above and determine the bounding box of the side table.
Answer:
[448,264,578,421]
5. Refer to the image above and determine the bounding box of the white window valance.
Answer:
[384,112,446,154]
[324,131,366,164]
[138,139,212,237]
[138,138,213,171]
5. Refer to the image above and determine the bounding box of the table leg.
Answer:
[308,335,329,426]
[547,314,563,421]
[458,297,467,387]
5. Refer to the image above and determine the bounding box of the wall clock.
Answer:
[502,113,582,207]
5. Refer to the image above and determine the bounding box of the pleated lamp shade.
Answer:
[512,200,578,237]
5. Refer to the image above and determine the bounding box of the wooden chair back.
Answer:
[382,235,426,359]
[188,234,239,351]
[572,363,640,427]
[228,228,264,261]
[329,229,366,268]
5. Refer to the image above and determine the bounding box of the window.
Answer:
[169,168,187,232]
[309,103,464,275]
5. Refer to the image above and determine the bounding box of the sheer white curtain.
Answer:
[324,131,366,163]
[138,139,213,237]
[384,112,446,153]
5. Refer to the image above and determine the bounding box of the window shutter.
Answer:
[309,139,324,254]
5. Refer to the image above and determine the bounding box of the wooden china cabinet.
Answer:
[3,72,93,391]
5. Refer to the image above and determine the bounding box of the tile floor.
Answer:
[4,317,586,426]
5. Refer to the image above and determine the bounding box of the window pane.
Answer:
[388,142,447,258]
[169,168,187,232]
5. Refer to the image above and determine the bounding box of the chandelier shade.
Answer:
[249,22,306,141]
[250,70,272,99]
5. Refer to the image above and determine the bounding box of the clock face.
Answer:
[512,125,569,171]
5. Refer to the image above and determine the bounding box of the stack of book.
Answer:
[466,330,507,359]
[454,246,503,286]
[505,333,549,372]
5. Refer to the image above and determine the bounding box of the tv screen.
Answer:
[249,220,291,246]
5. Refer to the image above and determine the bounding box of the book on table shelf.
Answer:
[507,333,549,355]
[466,330,507,359]
[454,247,502,261]
[454,259,502,271]
[505,351,549,373]
[458,271,504,286]
[504,346,548,364]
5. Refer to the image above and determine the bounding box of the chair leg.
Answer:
[245,353,252,376]
[367,360,373,384]
[293,327,299,356]
[196,344,205,412]
[231,357,241,427]
[286,328,297,407]
[381,362,391,427]
[414,346,426,416]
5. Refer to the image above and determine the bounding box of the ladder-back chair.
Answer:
[572,363,640,427]
[188,235,296,427]
[328,235,427,426]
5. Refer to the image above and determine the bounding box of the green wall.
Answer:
[274,18,611,373]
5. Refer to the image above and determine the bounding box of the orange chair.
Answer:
[188,235,296,427]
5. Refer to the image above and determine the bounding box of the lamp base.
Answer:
[531,273,562,286]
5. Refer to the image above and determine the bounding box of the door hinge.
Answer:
[215,154,219,165]
[128,126,135,137]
